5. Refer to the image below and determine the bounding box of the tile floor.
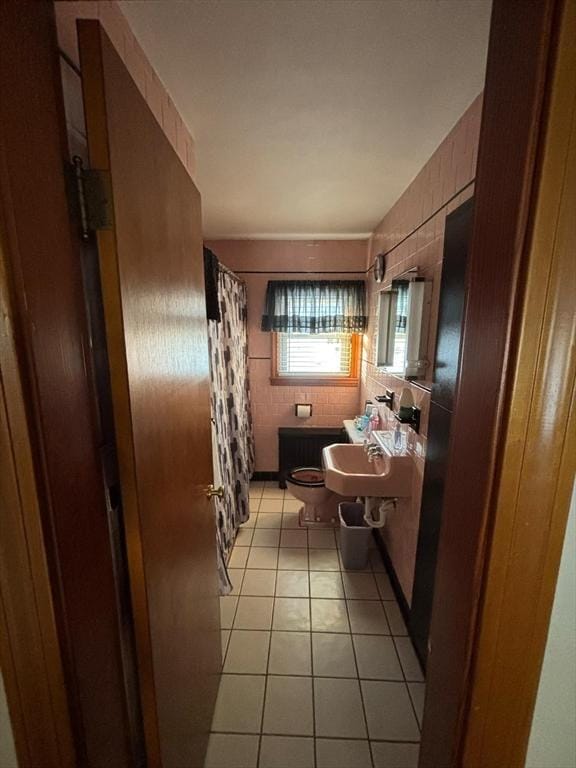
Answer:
[206,482,425,768]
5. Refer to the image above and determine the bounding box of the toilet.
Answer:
[285,467,340,527]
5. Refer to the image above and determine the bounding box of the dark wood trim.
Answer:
[0,199,76,768]
[420,0,572,766]
[461,0,576,763]
[0,3,136,765]
[271,331,362,387]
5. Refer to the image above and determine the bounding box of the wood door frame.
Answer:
[421,0,576,766]
[0,203,75,768]
[1,2,137,765]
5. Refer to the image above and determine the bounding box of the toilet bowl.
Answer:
[285,467,340,527]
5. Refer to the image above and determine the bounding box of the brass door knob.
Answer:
[205,485,224,499]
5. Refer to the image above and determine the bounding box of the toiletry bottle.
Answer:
[394,421,403,451]
[367,407,380,436]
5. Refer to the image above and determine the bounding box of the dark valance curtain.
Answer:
[261,280,368,334]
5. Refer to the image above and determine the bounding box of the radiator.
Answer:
[278,427,348,488]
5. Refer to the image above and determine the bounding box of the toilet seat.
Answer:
[286,467,325,487]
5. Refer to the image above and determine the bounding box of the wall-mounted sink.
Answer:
[322,442,413,497]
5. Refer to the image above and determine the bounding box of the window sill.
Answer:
[270,376,359,388]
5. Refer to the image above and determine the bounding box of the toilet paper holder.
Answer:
[295,403,313,418]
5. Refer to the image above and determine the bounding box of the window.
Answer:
[272,332,360,386]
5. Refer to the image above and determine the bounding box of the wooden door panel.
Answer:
[78,20,220,768]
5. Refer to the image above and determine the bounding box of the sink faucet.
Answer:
[366,444,384,462]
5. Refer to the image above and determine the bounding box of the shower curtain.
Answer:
[207,260,255,594]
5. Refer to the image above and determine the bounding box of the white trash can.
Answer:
[338,502,372,570]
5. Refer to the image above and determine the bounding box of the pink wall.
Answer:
[54,1,196,180]
[361,94,483,603]
[204,240,368,471]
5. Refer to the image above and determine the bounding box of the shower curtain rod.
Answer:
[217,260,245,284]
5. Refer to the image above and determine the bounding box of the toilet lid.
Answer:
[287,467,325,487]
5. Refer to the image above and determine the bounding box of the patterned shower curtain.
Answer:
[208,265,255,594]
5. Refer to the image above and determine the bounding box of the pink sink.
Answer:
[322,443,413,497]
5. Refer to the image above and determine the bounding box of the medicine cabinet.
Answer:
[376,272,431,380]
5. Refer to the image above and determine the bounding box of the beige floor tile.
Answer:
[272,597,310,631]
[353,635,403,680]
[342,573,380,600]
[268,631,311,676]
[205,733,259,768]
[228,568,245,596]
[283,499,302,513]
[393,637,424,682]
[370,741,420,768]
[241,569,276,597]
[275,570,309,597]
[252,528,281,547]
[281,512,301,529]
[408,682,425,727]
[261,488,285,500]
[369,550,386,572]
[249,499,261,513]
[314,678,367,738]
[308,529,337,549]
[233,596,274,630]
[347,600,390,634]
[228,547,249,568]
[309,548,340,571]
[310,599,350,632]
[280,529,308,548]
[262,676,313,736]
[255,513,282,529]
[316,738,372,768]
[312,633,356,677]
[242,515,257,529]
[374,571,394,600]
[220,595,239,629]
[235,527,254,546]
[309,572,344,599]
[247,547,278,569]
[259,499,284,513]
[211,674,265,733]
[259,735,314,768]
[383,601,408,635]
[361,680,420,741]
[224,630,270,674]
[278,548,309,570]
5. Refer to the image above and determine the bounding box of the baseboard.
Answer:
[251,471,279,482]
[372,531,426,674]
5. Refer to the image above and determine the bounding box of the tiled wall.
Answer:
[204,240,368,471]
[54,1,196,180]
[361,94,483,604]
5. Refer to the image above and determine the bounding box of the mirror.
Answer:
[376,270,431,380]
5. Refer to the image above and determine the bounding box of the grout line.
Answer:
[342,596,374,767]
[257,598,275,767]
[308,566,317,768]
[210,728,420,744]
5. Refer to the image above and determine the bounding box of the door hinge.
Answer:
[72,156,113,241]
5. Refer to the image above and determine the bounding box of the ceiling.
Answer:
[120,0,491,238]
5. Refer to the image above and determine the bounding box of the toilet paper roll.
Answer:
[295,403,312,418]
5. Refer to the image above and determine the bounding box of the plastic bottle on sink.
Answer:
[366,407,380,437]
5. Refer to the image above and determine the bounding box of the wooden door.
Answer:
[77,20,221,768]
